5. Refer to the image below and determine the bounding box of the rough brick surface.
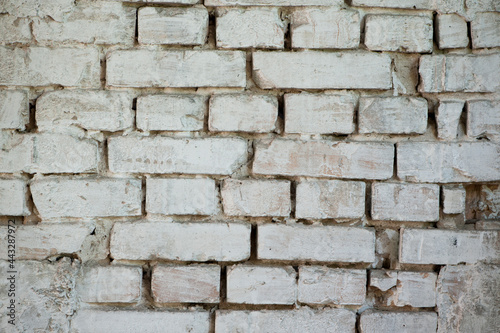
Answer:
[467,100,500,138]
[207,0,343,5]
[386,271,437,307]
[360,311,438,333]
[435,101,464,140]
[0,15,31,44]
[442,185,466,214]
[0,90,28,130]
[0,179,29,216]
[436,14,469,49]
[471,12,500,48]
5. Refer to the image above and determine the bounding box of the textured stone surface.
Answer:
[471,12,500,48]
[436,14,469,49]
[360,311,437,333]
[352,0,462,11]
[0,90,28,130]
[207,0,343,5]
[370,270,397,292]
[0,0,75,20]
[442,185,466,214]
[386,271,437,307]
[472,184,500,220]
[0,179,29,216]
[435,101,464,140]
[467,100,500,138]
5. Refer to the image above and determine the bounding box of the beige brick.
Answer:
[207,0,343,5]
[258,224,375,263]
[0,90,28,130]
[387,271,437,307]
[111,221,251,261]
[0,0,74,20]
[370,270,397,292]
[253,139,394,179]
[467,100,500,138]
[471,12,500,48]
[221,179,290,217]
[476,220,500,230]
[0,15,31,44]
[436,14,469,49]
[296,180,365,219]
[442,185,466,214]
[470,184,500,220]
[152,265,220,303]
[360,311,437,333]
[435,100,464,140]
[0,179,29,216]
[298,267,366,305]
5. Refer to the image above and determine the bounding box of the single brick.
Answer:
[78,266,142,303]
[0,179,29,216]
[352,0,463,12]
[146,178,217,216]
[31,177,142,219]
[0,15,31,43]
[207,0,343,5]
[360,311,437,333]
[112,0,199,3]
[253,51,392,89]
[296,180,365,219]
[106,50,246,88]
[465,0,500,12]
[436,14,469,49]
[471,12,500,48]
[467,100,500,138]
[397,142,500,182]
[435,101,464,140]
[111,221,251,261]
[209,94,278,133]
[298,267,366,305]
[371,183,440,222]
[386,271,437,307]
[284,93,355,134]
[0,46,100,88]
[108,136,247,174]
[136,95,206,132]
[419,54,500,92]
[215,308,355,333]
[36,90,134,132]
[358,97,428,134]
[291,8,360,49]
[400,228,500,265]
[258,224,375,263]
[221,179,290,217]
[138,6,208,45]
[216,8,285,49]
[152,265,220,303]
[0,90,28,130]
[253,139,394,180]
[227,265,296,305]
[442,185,466,214]
[370,270,397,292]
[0,0,75,20]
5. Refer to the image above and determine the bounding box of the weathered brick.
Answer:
[146,178,217,216]
[397,142,500,182]
[209,94,278,132]
[107,50,246,88]
[442,185,466,214]
[31,177,142,219]
[360,311,437,333]
[227,265,296,304]
[291,8,360,49]
[0,46,100,88]
[298,267,366,305]
[436,14,469,49]
[152,265,220,303]
[0,90,28,130]
[466,0,500,12]
[253,139,394,180]
[112,0,199,3]
[365,14,433,53]
[111,222,251,261]
[371,183,440,222]
[471,12,500,48]
[108,136,247,174]
[0,15,31,44]
[468,184,500,220]
[258,224,375,263]
[284,93,355,134]
[222,179,290,217]
[419,54,500,92]
[358,97,428,134]
[253,52,392,89]
[138,6,208,45]
[400,228,500,264]
[435,100,464,140]
[216,8,285,49]
[0,179,29,216]
[78,266,142,303]
[207,0,343,5]
[467,100,500,138]
[370,270,397,291]
[136,95,206,132]
[296,180,365,219]
[215,308,355,333]
[352,0,463,12]
[476,220,500,230]
[386,271,437,307]
[36,90,134,133]
[0,0,74,20]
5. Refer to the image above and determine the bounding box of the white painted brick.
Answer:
[221,179,290,217]
[400,228,500,264]
[112,0,199,3]
[284,93,355,134]
[258,224,375,263]
[253,51,392,89]
[227,265,296,304]
[0,179,29,216]
[386,271,437,308]
[298,267,366,305]
[36,90,134,133]
[215,308,355,333]
[419,54,500,92]
[0,15,31,43]
[352,0,463,12]
[0,90,28,130]
[370,270,397,292]
[209,94,278,133]
[296,180,365,219]
[111,221,251,261]
[471,12,500,48]
[71,310,210,333]
[291,8,360,49]
[136,94,206,132]
[360,311,437,333]
[216,8,285,49]
[139,6,208,45]
[365,15,433,53]
[0,223,90,260]
[78,266,142,303]
[253,139,394,180]
[152,265,220,303]
[358,97,428,134]
[442,185,466,214]
[371,183,440,222]
[108,136,247,175]
[0,46,100,88]
[0,0,75,20]
[465,0,500,13]
[436,14,469,49]
[397,142,500,182]
[207,0,343,5]
[146,178,217,216]
[107,50,246,88]
[31,177,142,219]
[467,100,500,138]
[435,100,464,140]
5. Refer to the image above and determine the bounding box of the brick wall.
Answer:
[0,0,499,332]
